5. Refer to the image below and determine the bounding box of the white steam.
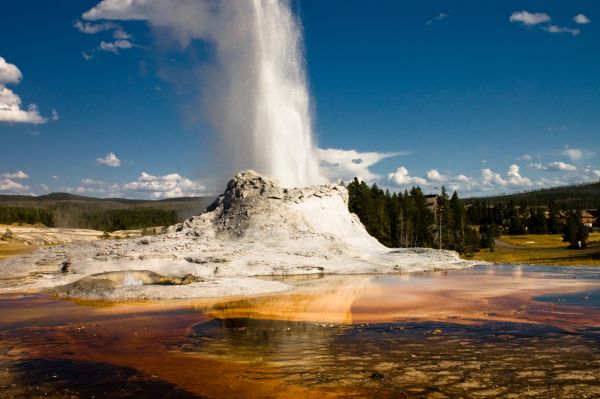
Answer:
[83,0,323,188]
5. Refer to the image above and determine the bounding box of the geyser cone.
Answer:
[0,171,471,300]
[169,170,383,250]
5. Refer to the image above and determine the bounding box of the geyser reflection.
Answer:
[83,0,323,187]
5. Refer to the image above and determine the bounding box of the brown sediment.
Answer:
[0,296,347,398]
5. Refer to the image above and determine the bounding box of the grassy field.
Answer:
[467,233,600,266]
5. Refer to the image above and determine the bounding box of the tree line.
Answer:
[346,179,596,252]
[0,206,179,232]
[346,178,480,253]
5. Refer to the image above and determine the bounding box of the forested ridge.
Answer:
[0,193,211,231]
[464,181,600,209]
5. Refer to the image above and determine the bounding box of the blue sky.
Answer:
[1,1,599,198]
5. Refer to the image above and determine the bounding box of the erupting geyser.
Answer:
[83,0,323,187]
[0,1,474,301]
[216,0,323,187]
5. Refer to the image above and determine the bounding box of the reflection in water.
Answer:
[1,264,600,398]
[187,317,600,398]
[535,288,600,309]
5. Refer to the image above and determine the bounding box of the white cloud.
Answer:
[548,162,577,172]
[1,170,29,179]
[74,20,121,34]
[51,109,59,121]
[0,57,22,84]
[388,167,427,187]
[0,178,33,195]
[481,164,531,188]
[427,12,449,25]
[530,161,577,172]
[318,148,407,183]
[74,19,134,57]
[583,166,600,178]
[426,169,446,182]
[381,160,599,197]
[542,25,580,36]
[481,168,508,187]
[574,14,591,25]
[74,172,212,199]
[0,57,47,125]
[96,152,122,167]
[113,29,131,40]
[561,147,594,162]
[1,171,28,180]
[0,169,32,195]
[510,11,551,26]
[120,172,209,199]
[98,39,133,54]
[40,184,50,192]
[506,164,532,186]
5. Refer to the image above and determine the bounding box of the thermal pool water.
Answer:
[1,265,599,398]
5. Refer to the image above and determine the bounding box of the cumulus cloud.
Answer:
[96,152,122,167]
[51,109,59,121]
[318,148,407,183]
[388,167,427,187]
[0,57,47,125]
[510,11,551,26]
[426,169,446,182]
[548,162,577,172]
[542,25,580,36]
[0,57,22,84]
[506,164,532,186]
[381,159,600,197]
[574,14,591,25]
[481,164,532,188]
[481,168,507,187]
[0,170,33,195]
[1,170,29,179]
[74,172,212,199]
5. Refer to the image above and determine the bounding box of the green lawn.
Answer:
[466,233,600,266]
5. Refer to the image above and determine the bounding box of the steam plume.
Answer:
[83,0,324,187]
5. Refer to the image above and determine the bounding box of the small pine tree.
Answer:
[562,211,589,249]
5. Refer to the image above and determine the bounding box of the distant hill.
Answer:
[465,181,600,209]
[0,193,214,231]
